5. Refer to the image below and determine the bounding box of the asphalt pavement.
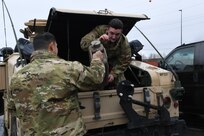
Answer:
[183,127,204,136]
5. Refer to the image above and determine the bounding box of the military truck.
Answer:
[0,8,186,136]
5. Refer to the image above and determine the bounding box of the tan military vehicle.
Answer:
[0,8,186,136]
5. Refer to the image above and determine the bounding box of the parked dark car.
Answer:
[160,41,204,128]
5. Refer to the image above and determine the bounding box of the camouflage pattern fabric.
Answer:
[80,25,131,83]
[8,50,105,136]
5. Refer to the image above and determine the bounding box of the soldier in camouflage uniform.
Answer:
[80,18,131,87]
[8,32,105,136]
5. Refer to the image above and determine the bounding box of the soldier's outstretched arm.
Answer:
[74,51,105,90]
[80,25,105,51]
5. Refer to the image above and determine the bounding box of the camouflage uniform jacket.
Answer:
[8,50,105,136]
[80,25,131,81]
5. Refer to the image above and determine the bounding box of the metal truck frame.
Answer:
[0,8,186,136]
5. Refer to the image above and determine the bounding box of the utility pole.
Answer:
[179,9,183,45]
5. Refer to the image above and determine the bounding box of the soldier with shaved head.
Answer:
[8,32,105,136]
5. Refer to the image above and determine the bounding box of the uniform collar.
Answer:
[30,50,58,62]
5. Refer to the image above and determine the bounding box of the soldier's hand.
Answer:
[99,34,109,41]
[108,74,114,83]
[92,50,104,61]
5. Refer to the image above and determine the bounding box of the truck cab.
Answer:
[161,41,204,128]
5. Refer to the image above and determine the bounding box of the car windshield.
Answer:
[166,47,194,71]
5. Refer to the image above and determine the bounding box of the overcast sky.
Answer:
[1,0,204,57]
